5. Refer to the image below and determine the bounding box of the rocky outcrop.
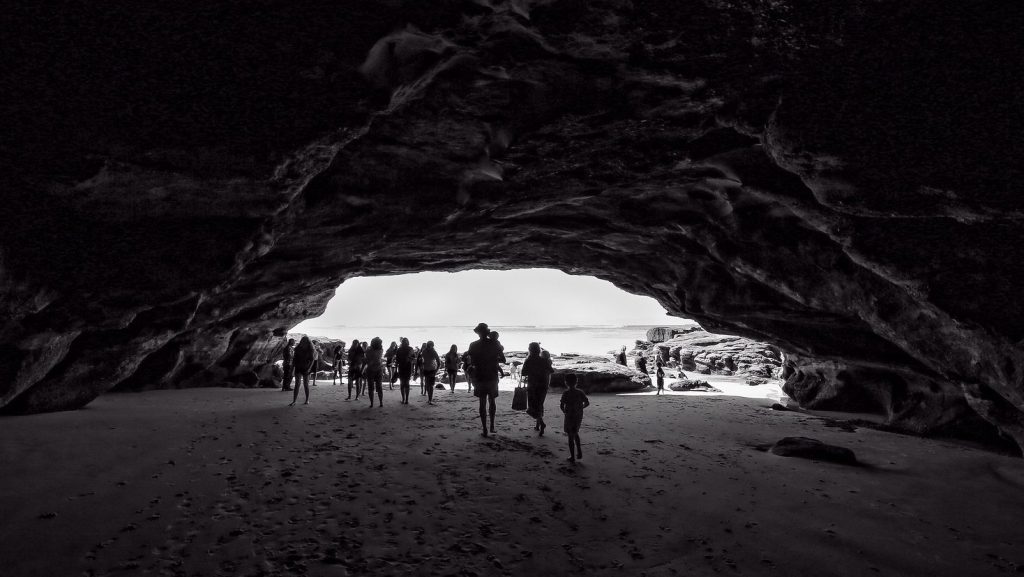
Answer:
[635,328,782,379]
[2,2,1023,451]
[645,326,700,343]
[550,361,651,393]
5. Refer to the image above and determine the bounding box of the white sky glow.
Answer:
[292,268,683,329]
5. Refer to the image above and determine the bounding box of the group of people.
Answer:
[616,345,667,394]
[278,322,592,461]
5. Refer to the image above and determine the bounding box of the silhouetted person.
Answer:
[385,341,398,389]
[347,339,364,400]
[521,342,554,435]
[281,338,295,391]
[636,354,648,375]
[655,357,665,395]
[290,336,315,406]
[560,373,589,462]
[616,346,627,366]
[415,343,426,395]
[311,341,322,386]
[444,344,459,394]
[461,350,474,393]
[419,341,441,405]
[468,323,502,436]
[332,344,345,386]
[362,340,374,399]
[395,338,414,404]
[365,337,385,407]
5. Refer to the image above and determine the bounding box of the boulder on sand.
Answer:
[550,361,651,393]
[669,379,721,392]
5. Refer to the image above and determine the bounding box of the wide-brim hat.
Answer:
[473,322,490,336]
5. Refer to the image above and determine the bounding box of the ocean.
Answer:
[292,323,699,356]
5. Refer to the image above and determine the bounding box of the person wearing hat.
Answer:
[467,322,503,436]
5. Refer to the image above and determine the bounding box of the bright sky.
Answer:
[293,268,681,329]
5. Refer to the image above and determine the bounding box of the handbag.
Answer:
[511,386,528,411]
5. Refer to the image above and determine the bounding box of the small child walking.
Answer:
[559,373,590,463]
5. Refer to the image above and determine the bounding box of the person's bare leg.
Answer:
[567,435,575,462]
[478,396,488,436]
[488,396,496,433]
[575,434,582,459]
[377,382,383,406]
[303,378,310,404]
[290,383,299,406]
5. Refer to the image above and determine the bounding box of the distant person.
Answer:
[468,323,503,436]
[489,331,508,377]
[521,342,554,435]
[559,373,590,462]
[289,336,316,406]
[656,357,665,395]
[419,341,441,405]
[616,346,627,366]
[636,354,648,375]
[347,340,364,400]
[395,338,414,404]
[281,338,296,391]
[415,343,426,395]
[385,341,398,389]
[332,344,345,386]
[359,341,369,397]
[364,337,385,407]
[461,350,474,393]
[444,344,460,393]
[311,341,322,386]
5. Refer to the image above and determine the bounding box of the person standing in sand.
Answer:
[468,322,502,436]
[461,350,474,393]
[415,343,426,395]
[364,337,385,407]
[521,342,554,435]
[418,341,441,405]
[289,336,315,406]
[559,373,590,462]
[395,337,414,404]
[655,357,665,395]
[346,339,364,400]
[281,338,295,391]
[332,344,345,386]
[385,341,398,389]
[444,344,460,394]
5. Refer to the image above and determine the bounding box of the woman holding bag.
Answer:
[520,342,554,435]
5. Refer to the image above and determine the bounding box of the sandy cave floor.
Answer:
[2,384,1024,577]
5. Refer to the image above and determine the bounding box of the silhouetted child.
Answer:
[656,357,665,395]
[559,373,589,463]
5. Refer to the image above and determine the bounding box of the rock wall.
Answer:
[2,1,1023,450]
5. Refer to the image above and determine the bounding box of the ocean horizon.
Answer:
[291,322,699,356]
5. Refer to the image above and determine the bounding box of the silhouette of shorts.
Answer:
[473,378,499,398]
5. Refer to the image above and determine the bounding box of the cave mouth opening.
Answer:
[291,268,693,356]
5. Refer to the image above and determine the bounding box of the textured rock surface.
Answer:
[2,1,1023,449]
[635,328,782,378]
[550,361,651,393]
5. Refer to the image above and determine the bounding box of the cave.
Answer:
[2,1,1024,574]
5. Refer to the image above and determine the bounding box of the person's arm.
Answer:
[582,393,590,409]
